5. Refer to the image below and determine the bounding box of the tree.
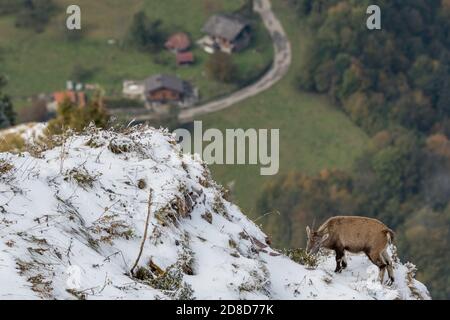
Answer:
[14,0,57,33]
[0,0,23,16]
[313,60,335,93]
[206,52,237,83]
[399,208,450,299]
[0,75,15,129]
[128,11,165,53]
[437,76,450,118]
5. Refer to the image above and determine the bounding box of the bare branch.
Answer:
[130,189,153,275]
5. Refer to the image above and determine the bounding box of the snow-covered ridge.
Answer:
[0,126,430,299]
[0,122,46,142]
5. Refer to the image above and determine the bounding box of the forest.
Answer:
[258,0,450,299]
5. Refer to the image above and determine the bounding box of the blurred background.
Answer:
[0,0,449,298]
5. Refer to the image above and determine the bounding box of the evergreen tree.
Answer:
[128,11,164,53]
[0,75,15,129]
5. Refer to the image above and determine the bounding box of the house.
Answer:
[198,14,251,54]
[176,51,194,66]
[165,32,191,52]
[47,90,87,112]
[144,74,198,109]
[165,32,195,66]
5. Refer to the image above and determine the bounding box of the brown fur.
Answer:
[306,216,395,285]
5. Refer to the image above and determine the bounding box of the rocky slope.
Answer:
[0,126,430,299]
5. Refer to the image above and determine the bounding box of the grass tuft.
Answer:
[282,248,318,269]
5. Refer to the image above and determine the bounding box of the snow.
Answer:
[0,125,431,300]
[0,122,46,142]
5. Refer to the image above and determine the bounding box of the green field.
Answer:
[199,1,369,218]
[0,0,273,112]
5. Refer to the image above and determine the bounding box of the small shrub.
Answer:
[170,188,194,218]
[90,214,134,244]
[213,194,230,220]
[283,248,318,269]
[201,211,213,224]
[154,204,177,226]
[219,185,232,202]
[134,266,153,281]
[238,267,270,296]
[108,138,132,154]
[238,231,250,240]
[228,238,237,249]
[178,235,195,276]
[85,136,105,148]
[148,266,194,300]
[27,274,53,298]
[137,178,147,190]
[65,167,98,189]
[66,288,87,300]
[0,159,14,175]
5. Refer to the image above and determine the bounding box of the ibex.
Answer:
[306,216,395,285]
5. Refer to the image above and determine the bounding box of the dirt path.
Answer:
[178,0,292,123]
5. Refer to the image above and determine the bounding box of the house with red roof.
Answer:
[165,32,191,52]
[165,32,195,66]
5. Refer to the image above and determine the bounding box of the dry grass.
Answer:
[0,132,25,153]
[90,214,134,244]
[0,159,14,175]
[201,211,213,224]
[65,167,98,189]
[282,248,319,269]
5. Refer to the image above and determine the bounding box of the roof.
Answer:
[144,74,185,93]
[53,91,86,107]
[165,32,191,51]
[176,51,194,64]
[201,14,249,41]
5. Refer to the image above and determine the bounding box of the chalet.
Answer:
[165,32,191,52]
[199,14,251,54]
[144,74,197,108]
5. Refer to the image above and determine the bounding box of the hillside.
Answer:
[200,0,369,216]
[0,126,429,299]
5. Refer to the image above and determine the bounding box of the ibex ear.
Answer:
[306,226,311,238]
[321,233,329,243]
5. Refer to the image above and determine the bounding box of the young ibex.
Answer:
[306,216,395,285]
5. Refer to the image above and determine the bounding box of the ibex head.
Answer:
[306,225,329,255]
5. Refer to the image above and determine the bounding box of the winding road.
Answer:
[178,0,292,124]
